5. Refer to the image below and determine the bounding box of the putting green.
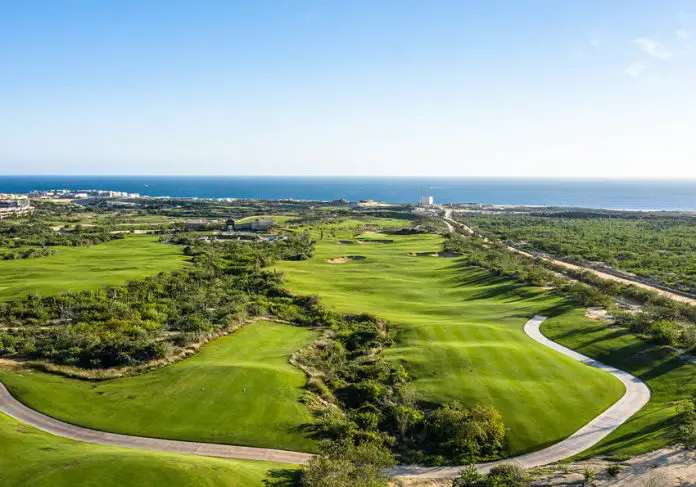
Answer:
[0,236,188,300]
[276,228,625,455]
[0,320,319,453]
[0,413,297,487]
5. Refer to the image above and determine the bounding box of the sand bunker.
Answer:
[338,240,356,245]
[327,256,366,264]
[408,252,459,258]
[356,239,393,244]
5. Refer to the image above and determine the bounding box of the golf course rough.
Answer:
[276,224,626,456]
[0,320,320,453]
[0,412,296,487]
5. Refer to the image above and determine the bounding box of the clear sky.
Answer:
[1,1,695,177]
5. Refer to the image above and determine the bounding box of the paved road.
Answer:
[390,316,651,478]
[0,317,649,477]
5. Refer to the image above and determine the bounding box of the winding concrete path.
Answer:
[0,316,650,476]
[390,316,651,478]
[0,381,313,465]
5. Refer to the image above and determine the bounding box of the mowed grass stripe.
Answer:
[276,227,625,456]
[0,321,319,452]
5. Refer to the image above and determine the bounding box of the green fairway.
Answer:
[0,413,297,487]
[0,320,319,453]
[0,236,188,300]
[275,227,625,456]
[543,310,696,458]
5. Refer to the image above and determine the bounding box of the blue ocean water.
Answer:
[1,176,695,211]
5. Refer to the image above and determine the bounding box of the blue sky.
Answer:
[1,1,695,177]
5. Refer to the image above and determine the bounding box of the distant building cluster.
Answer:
[419,195,434,206]
[0,193,34,219]
[30,189,141,199]
[225,218,274,232]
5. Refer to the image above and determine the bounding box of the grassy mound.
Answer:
[0,321,319,453]
[276,228,625,456]
[0,236,187,300]
[0,413,297,487]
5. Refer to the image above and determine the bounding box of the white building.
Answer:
[419,195,434,206]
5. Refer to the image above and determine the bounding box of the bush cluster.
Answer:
[0,237,316,368]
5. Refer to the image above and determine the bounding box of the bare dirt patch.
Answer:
[327,256,366,264]
[585,307,616,324]
[528,447,695,486]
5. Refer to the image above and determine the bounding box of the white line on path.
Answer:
[0,316,650,477]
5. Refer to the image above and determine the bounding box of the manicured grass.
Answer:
[543,310,696,458]
[235,214,294,224]
[0,413,297,487]
[276,228,625,456]
[0,236,188,300]
[0,321,319,453]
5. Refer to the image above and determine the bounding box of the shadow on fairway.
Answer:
[263,468,302,486]
[585,414,676,454]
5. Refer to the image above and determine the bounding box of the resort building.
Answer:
[419,196,434,206]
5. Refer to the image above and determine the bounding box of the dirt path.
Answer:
[390,316,650,479]
[443,210,696,306]
[0,317,650,477]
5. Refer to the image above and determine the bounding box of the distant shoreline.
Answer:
[1,175,696,211]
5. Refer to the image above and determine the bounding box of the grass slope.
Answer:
[0,413,297,487]
[0,321,318,453]
[0,236,187,300]
[543,310,696,458]
[276,228,625,456]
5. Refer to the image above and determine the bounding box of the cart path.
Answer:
[0,316,650,477]
[390,316,651,478]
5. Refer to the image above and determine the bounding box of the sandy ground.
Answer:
[585,307,615,323]
[327,256,366,264]
[444,210,696,306]
[393,447,695,486]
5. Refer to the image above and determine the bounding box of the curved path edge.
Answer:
[0,316,650,476]
[0,381,313,465]
[390,316,651,478]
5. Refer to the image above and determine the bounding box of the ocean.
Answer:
[1,176,696,211]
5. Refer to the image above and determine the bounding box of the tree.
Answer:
[302,439,395,487]
[428,403,506,460]
[452,464,482,487]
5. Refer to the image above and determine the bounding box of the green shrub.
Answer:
[428,403,506,461]
[486,464,528,486]
[606,464,623,477]
[452,464,482,487]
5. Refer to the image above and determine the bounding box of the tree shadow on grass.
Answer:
[262,468,302,487]
[585,413,676,455]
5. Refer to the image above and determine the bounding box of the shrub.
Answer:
[428,403,506,461]
[452,464,482,487]
[583,468,598,486]
[606,464,623,478]
[302,439,395,487]
[486,464,528,487]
